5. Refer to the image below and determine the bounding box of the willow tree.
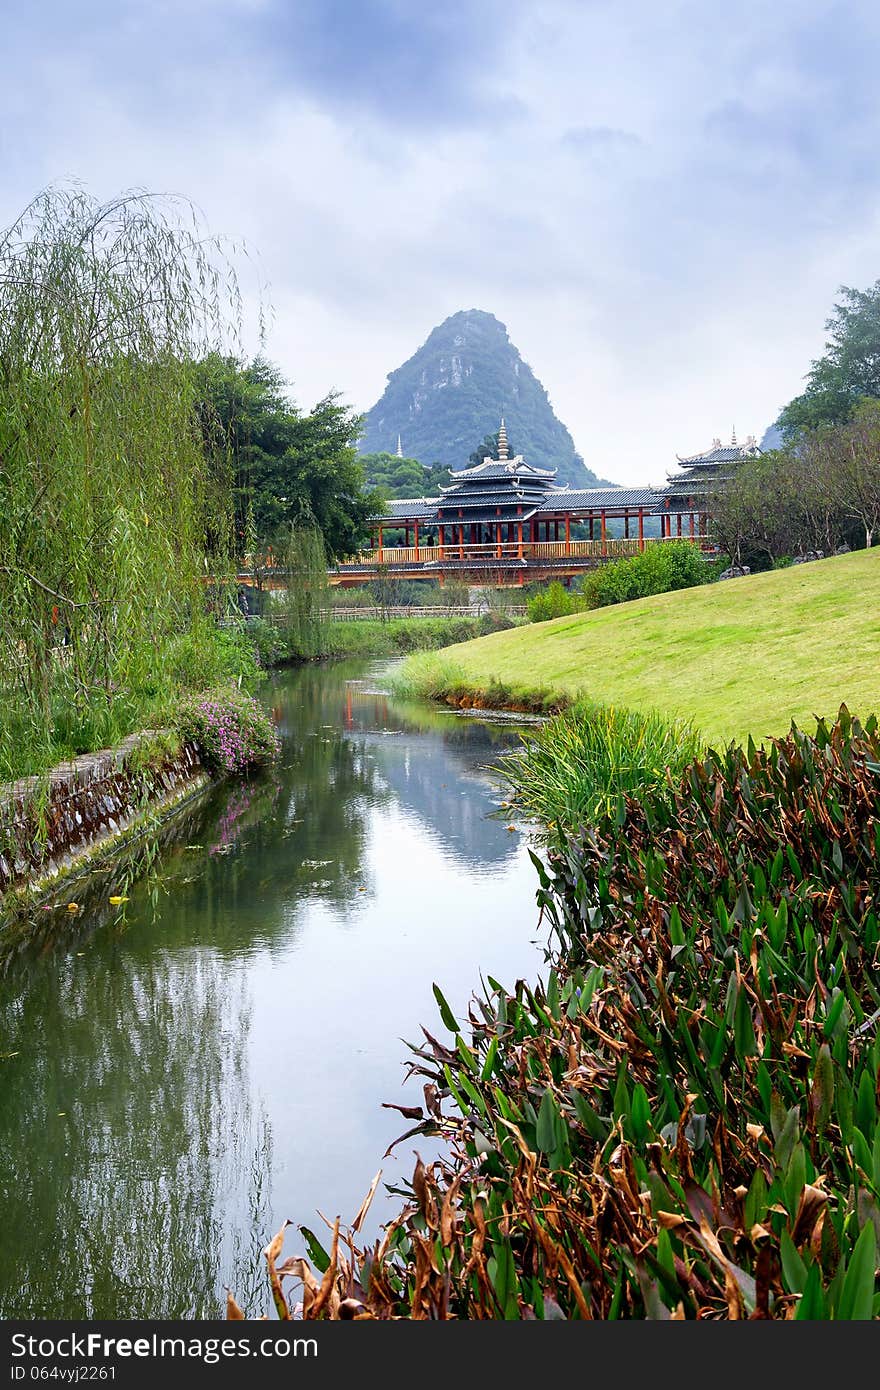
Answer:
[0,186,243,778]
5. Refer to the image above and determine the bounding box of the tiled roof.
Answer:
[447,459,557,482]
[674,445,760,466]
[539,487,661,511]
[367,496,440,522]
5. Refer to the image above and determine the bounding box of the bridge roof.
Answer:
[447,457,556,482]
[539,486,661,511]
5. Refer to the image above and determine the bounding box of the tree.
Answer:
[803,401,880,547]
[194,355,376,562]
[358,451,450,498]
[468,429,515,466]
[778,282,880,437]
[0,186,240,774]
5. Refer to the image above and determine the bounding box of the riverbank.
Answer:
[391,547,880,744]
[0,731,209,909]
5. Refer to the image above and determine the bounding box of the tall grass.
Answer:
[499,701,703,829]
[388,650,567,713]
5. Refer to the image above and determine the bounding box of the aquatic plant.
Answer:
[498,700,702,831]
[241,707,880,1319]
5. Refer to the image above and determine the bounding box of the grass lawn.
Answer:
[415,548,880,744]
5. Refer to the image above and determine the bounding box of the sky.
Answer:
[3,0,880,485]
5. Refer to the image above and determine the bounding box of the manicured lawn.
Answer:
[425,548,880,743]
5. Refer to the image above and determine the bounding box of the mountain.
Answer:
[358,309,604,489]
[760,422,784,451]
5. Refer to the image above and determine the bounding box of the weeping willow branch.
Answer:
[0,184,253,780]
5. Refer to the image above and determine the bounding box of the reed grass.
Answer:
[498,700,703,830]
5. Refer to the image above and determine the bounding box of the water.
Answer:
[0,660,545,1318]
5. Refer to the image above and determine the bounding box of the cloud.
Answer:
[2,0,880,483]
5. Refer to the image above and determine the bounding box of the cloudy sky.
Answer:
[3,0,879,484]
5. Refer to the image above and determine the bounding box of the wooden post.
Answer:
[459,525,464,559]
[565,515,571,554]
[378,525,383,561]
[676,513,682,537]
[624,512,630,539]
[414,521,420,561]
[439,523,445,558]
[496,522,502,559]
[517,521,523,558]
[601,510,607,556]
[638,508,645,552]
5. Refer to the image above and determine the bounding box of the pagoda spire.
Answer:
[497,417,509,461]
[396,434,403,458]
[731,426,737,446]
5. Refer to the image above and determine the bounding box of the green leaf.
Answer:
[795,1262,826,1320]
[299,1226,330,1274]
[570,1090,607,1143]
[630,1084,652,1145]
[823,989,847,1039]
[780,1229,808,1295]
[480,1037,499,1082]
[837,1221,876,1320]
[774,1104,800,1168]
[432,983,459,1035]
[734,981,757,1058]
[668,905,685,947]
[856,1067,876,1140]
[810,1043,835,1131]
[536,1088,560,1154]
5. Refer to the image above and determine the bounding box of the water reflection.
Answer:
[0,659,541,1317]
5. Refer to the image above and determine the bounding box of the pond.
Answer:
[0,660,545,1318]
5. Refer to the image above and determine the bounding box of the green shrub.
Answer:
[583,540,708,609]
[177,686,280,776]
[527,580,587,623]
[162,624,263,695]
[246,617,287,668]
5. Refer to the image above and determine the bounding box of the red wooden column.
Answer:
[414,521,420,560]
[689,512,694,538]
[378,525,384,561]
[496,523,502,559]
[624,512,630,539]
[601,510,607,555]
[676,513,682,537]
[565,515,571,554]
[438,523,445,558]
[517,521,523,557]
[638,508,645,551]
[458,525,464,559]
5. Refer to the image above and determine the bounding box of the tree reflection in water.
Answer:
[0,659,534,1318]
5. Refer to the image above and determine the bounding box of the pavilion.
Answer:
[328,422,759,587]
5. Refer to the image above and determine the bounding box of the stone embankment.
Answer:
[0,734,207,897]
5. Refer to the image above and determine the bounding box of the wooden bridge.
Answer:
[329,534,705,588]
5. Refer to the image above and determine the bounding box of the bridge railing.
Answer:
[344,535,707,567]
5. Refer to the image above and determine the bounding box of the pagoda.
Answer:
[665,431,760,513]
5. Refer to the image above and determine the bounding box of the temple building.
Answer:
[325,421,759,587]
[662,431,760,536]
